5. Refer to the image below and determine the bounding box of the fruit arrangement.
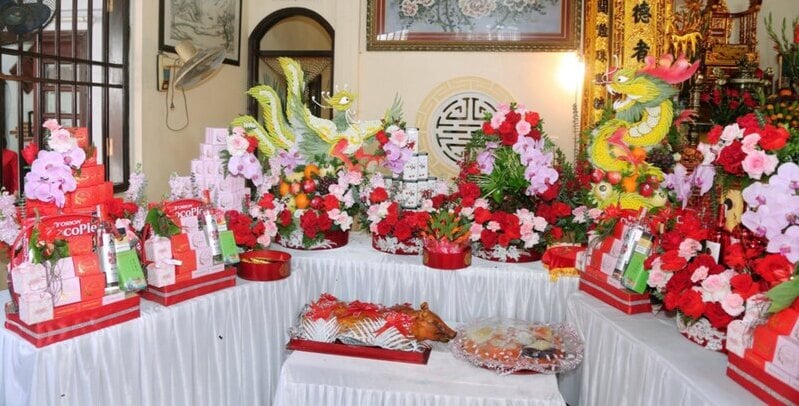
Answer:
[271,163,359,249]
[762,94,799,129]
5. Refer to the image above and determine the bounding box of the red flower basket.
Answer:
[371,234,422,255]
[237,250,291,282]
[276,229,349,251]
[472,243,542,263]
[677,313,728,353]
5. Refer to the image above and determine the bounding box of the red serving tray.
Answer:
[287,338,431,365]
[727,353,799,406]
[578,271,652,314]
[4,295,140,348]
[140,267,236,306]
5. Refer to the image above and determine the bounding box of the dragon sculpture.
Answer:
[232,58,402,169]
[588,54,699,210]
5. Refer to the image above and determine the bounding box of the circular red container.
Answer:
[423,247,471,270]
[237,250,292,281]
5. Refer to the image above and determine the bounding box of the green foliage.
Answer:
[28,229,69,265]
[766,269,799,313]
[145,208,181,238]
[426,210,470,242]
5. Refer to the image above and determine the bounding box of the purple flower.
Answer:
[23,150,76,207]
[382,142,412,174]
[742,182,770,209]
[476,150,495,174]
[228,152,262,179]
[770,162,799,192]
[767,226,799,263]
[742,205,790,239]
[691,165,716,196]
[270,147,304,175]
[62,146,86,169]
[665,164,692,207]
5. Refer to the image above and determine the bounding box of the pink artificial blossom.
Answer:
[742,150,778,180]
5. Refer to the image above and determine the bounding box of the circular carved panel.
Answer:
[416,77,514,178]
[429,92,498,167]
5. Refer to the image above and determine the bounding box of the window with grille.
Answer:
[0,0,130,195]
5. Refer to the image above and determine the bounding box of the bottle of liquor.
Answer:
[94,205,119,293]
[613,208,648,280]
[201,190,223,263]
[705,203,728,263]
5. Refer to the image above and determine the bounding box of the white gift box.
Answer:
[18,292,54,325]
[205,127,228,145]
[180,215,200,231]
[54,257,76,279]
[203,159,224,177]
[10,262,47,295]
[190,159,203,176]
[402,156,419,181]
[145,236,173,263]
[195,248,214,269]
[406,127,419,153]
[146,262,176,288]
[416,153,429,179]
[726,320,752,358]
[188,230,209,250]
[53,277,81,306]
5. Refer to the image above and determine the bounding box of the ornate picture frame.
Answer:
[158,0,243,66]
[366,0,582,52]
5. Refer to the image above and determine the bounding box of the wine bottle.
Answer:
[613,208,648,280]
[201,190,223,263]
[94,205,119,292]
[705,203,728,262]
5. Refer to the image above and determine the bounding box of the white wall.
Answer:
[757,0,799,79]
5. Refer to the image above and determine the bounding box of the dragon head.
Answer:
[605,54,699,122]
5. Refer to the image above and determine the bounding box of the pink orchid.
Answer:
[767,226,799,263]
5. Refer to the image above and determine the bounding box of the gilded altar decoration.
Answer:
[580,0,672,148]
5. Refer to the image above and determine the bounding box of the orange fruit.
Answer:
[278,181,291,197]
[295,193,310,209]
[631,147,647,161]
[304,164,320,180]
[621,176,638,193]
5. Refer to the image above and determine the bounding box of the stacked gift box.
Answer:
[141,199,236,306]
[576,221,652,314]
[24,128,117,218]
[391,128,433,210]
[189,127,248,212]
[5,213,141,347]
[727,299,799,405]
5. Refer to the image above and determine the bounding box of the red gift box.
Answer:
[69,235,94,256]
[99,182,113,202]
[80,273,106,300]
[728,352,799,405]
[751,325,799,378]
[578,271,651,314]
[53,302,82,318]
[74,164,105,187]
[69,185,98,208]
[768,308,799,339]
[423,247,471,270]
[173,249,197,274]
[72,254,101,276]
[5,295,140,348]
[140,267,236,306]
[171,234,191,254]
[68,127,90,148]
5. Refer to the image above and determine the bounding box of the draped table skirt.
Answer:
[1,234,578,406]
[558,292,760,406]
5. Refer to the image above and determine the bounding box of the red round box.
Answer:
[237,250,292,281]
[423,247,471,270]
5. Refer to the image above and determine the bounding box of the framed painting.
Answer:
[366,0,582,52]
[159,0,243,66]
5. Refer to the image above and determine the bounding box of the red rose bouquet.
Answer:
[700,113,790,182]
[701,86,758,126]
[365,179,430,255]
[225,194,282,250]
[645,208,766,350]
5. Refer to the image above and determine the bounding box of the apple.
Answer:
[606,171,622,185]
[591,169,605,183]
[639,183,654,197]
[310,196,324,210]
[290,182,302,195]
[646,175,661,185]
[302,179,317,194]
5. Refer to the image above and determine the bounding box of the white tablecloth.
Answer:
[558,292,761,406]
[1,233,577,406]
[273,350,565,406]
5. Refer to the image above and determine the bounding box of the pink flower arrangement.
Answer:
[700,114,790,180]
[374,124,414,174]
[741,162,799,263]
[23,120,87,207]
[225,126,263,185]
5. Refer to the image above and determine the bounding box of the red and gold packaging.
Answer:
[74,164,105,187]
[69,235,94,256]
[71,254,101,276]
[768,308,799,339]
[79,273,107,300]
[173,249,197,274]
[171,234,191,254]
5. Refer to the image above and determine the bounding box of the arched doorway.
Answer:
[248,8,334,118]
